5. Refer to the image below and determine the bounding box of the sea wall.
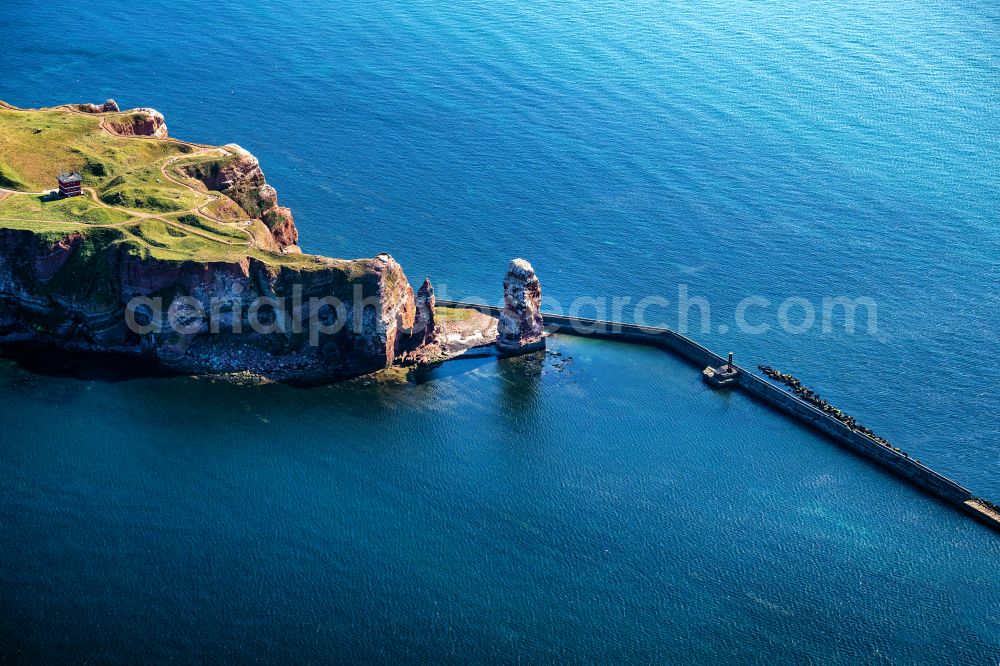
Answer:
[736,371,971,503]
[437,301,726,367]
[437,299,999,533]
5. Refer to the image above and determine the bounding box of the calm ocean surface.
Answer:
[2,0,999,662]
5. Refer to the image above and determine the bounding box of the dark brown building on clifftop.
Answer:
[57,172,82,197]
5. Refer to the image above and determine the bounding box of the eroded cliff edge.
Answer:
[1,228,431,381]
[0,100,428,382]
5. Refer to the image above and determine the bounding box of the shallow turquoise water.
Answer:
[2,0,1000,661]
[1,338,998,663]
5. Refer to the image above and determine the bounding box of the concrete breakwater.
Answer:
[436,299,1000,534]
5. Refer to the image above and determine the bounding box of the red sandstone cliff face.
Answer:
[0,229,421,382]
[197,145,263,192]
[34,233,84,284]
[105,108,168,138]
[263,207,299,248]
[184,144,300,251]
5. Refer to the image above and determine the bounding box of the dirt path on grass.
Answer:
[4,105,258,247]
[0,186,251,246]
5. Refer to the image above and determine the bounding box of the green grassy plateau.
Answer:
[0,102,326,269]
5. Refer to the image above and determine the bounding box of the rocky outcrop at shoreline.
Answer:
[497,258,545,355]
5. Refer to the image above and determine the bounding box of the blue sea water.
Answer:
[2,0,1000,662]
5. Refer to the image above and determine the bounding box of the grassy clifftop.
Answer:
[0,102,313,267]
[0,106,181,191]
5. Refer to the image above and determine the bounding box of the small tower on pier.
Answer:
[703,351,739,389]
[57,172,82,198]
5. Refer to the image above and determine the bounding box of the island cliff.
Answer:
[0,100,426,382]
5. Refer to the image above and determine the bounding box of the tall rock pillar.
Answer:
[414,278,437,346]
[497,258,545,356]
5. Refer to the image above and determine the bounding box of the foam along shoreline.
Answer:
[435,300,1000,535]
